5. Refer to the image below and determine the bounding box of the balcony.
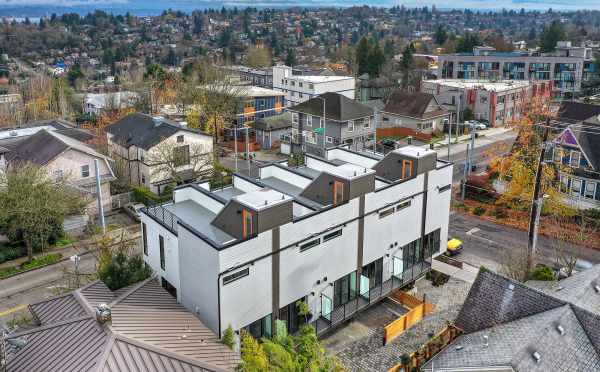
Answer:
[310,262,431,337]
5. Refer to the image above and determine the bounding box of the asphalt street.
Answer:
[448,211,600,272]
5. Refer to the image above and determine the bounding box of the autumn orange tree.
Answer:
[488,96,573,217]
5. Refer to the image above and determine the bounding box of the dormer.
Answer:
[211,189,293,240]
[300,163,375,206]
[373,146,437,182]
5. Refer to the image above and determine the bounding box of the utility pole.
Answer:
[526,120,550,276]
[233,124,238,172]
[94,159,106,235]
[461,143,470,201]
[469,124,476,173]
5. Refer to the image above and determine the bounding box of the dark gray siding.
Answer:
[348,174,375,199]
[211,200,251,240]
[256,201,293,233]
[300,173,349,205]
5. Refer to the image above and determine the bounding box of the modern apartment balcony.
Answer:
[310,262,431,337]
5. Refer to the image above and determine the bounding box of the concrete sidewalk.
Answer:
[434,127,514,157]
[431,259,479,284]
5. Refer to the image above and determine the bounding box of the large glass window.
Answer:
[243,209,254,238]
[362,258,383,290]
[333,181,344,205]
[279,297,308,334]
[333,271,357,308]
[246,314,272,339]
[585,181,596,199]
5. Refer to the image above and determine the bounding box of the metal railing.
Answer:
[145,203,179,234]
[312,262,431,337]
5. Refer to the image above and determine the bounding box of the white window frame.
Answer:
[348,120,354,132]
[81,164,90,178]
[326,136,333,144]
[585,181,596,199]
[570,151,580,168]
[364,117,371,128]
[306,115,312,127]
[292,113,299,125]
[571,178,582,196]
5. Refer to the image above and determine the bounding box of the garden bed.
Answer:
[0,253,62,279]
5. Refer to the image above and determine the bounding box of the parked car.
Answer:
[124,202,145,222]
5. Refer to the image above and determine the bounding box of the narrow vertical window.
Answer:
[142,223,148,256]
[159,235,165,270]
[333,181,344,205]
[402,160,413,179]
[242,210,253,238]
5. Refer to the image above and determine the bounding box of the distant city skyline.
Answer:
[0,0,600,11]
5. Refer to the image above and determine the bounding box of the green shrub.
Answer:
[98,251,152,291]
[0,246,25,264]
[491,207,507,219]
[530,265,556,281]
[221,325,236,349]
[132,186,172,206]
[0,253,61,278]
[473,206,486,216]
[426,270,450,287]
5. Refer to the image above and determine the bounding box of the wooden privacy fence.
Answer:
[383,291,435,345]
[388,325,462,372]
[376,127,433,142]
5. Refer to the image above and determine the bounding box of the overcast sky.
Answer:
[1,0,599,11]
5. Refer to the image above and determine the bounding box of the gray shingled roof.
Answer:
[5,278,240,372]
[289,92,373,122]
[253,112,292,131]
[383,90,447,119]
[106,112,208,150]
[424,269,600,372]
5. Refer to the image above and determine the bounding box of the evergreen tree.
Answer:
[434,25,448,45]
[539,20,565,52]
[356,37,371,75]
[367,42,385,77]
[285,48,296,66]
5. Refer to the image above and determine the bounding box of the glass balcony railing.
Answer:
[311,262,431,337]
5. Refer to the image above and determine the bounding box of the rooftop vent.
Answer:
[532,351,542,363]
[594,285,600,293]
[455,345,464,351]
[508,284,515,291]
[557,325,565,335]
[482,335,489,348]
[95,303,112,324]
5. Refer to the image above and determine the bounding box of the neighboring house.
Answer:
[421,79,552,126]
[3,129,115,215]
[548,118,600,209]
[357,74,396,102]
[3,278,240,372]
[252,112,292,150]
[286,92,374,157]
[0,119,93,149]
[273,65,356,107]
[141,145,453,339]
[226,86,286,139]
[106,113,213,195]
[83,91,139,116]
[438,42,597,98]
[424,267,600,371]
[381,91,450,136]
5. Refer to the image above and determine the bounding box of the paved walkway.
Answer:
[329,277,472,372]
[431,259,479,284]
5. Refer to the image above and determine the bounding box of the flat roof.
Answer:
[234,188,292,211]
[326,162,375,180]
[164,200,234,244]
[260,176,324,210]
[393,145,437,159]
[424,79,532,92]
[293,75,354,83]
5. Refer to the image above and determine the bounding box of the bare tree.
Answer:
[145,138,212,186]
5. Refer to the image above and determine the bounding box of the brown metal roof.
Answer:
[110,280,241,370]
[6,279,240,372]
[29,292,88,325]
[6,317,108,372]
[98,336,223,372]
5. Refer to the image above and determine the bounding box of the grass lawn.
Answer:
[0,253,62,279]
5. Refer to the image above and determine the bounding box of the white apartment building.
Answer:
[140,145,453,339]
[273,65,356,107]
[421,79,552,126]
